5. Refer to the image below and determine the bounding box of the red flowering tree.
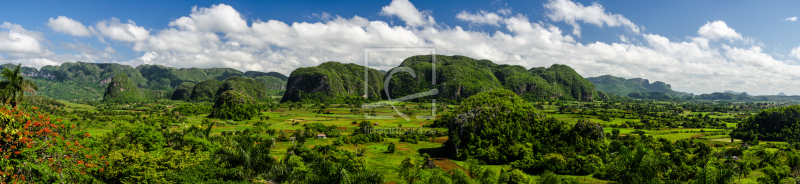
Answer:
[0,106,104,183]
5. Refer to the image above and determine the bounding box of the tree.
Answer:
[0,64,38,108]
[387,142,397,153]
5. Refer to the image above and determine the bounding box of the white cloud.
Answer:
[0,23,115,69]
[544,0,640,37]
[5,1,800,95]
[723,46,778,68]
[93,18,150,42]
[498,8,511,16]
[380,0,435,27]
[0,22,45,53]
[169,4,249,33]
[104,46,116,53]
[456,10,502,26]
[786,17,797,21]
[46,16,91,37]
[697,21,742,40]
[789,47,800,59]
[133,28,220,53]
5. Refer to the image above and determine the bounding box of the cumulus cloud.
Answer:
[46,16,91,37]
[786,17,797,21]
[169,4,249,33]
[790,47,800,60]
[133,28,220,53]
[0,22,45,53]
[456,10,502,26]
[93,18,150,42]
[118,2,800,95]
[0,23,114,68]
[380,0,435,27]
[697,21,742,40]
[544,0,640,37]
[4,0,800,95]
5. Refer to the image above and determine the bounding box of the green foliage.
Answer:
[21,96,66,107]
[255,75,286,94]
[190,79,222,102]
[26,77,107,101]
[440,89,607,175]
[208,90,259,120]
[0,64,39,107]
[172,103,212,116]
[216,76,273,102]
[695,92,760,101]
[41,61,147,85]
[137,64,246,87]
[384,55,598,102]
[536,170,578,184]
[529,64,598,101]
[594,143,671,183]
[587,75,690,97]
[627,91,676,100]
[245,71,288,80]
[387,142,396,153]
[281,61,384,103]
[102,74,147,103]
[171,82,195,101]
[731,105,800,141]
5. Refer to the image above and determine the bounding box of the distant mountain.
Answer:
[244,71,288,81]
[586,75,689,98]
[1,62,287,102]
[380,55,597,102]
[103,74,148,103]
[777,92,787,96]
[281,61,384,103]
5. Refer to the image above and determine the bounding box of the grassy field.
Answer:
[66,100,775,183]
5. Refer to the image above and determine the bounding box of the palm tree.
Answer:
[0,64,38,108]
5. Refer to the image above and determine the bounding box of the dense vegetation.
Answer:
[137,64,249,87]
[383,55,599,103]
[1,62,288,102]
[9,55,800,183]
[438,89,606,175]
[731,105,800,142]
[170,82,195,101]
[102,74,147,103]
[208,91,259,120]
[587,75,690,97]
[189,79,222,102]
[216,76,273,102]
[281,61,384,103]
[245,71,288,81]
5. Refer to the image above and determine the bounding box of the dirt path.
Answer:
[432,158,469,175]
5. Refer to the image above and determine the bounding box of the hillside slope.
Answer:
[586,75,689,97]
[0,62,287,101]
[281,62,384,103]
[383,55,598,102]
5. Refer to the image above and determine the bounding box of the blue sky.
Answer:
[1,0,800,95]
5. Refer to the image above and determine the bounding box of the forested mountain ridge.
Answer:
[2,62,287,101]
[281,61,385,103]
[587,75,690,97]
[382,55,599,102]
[280,55,600,103]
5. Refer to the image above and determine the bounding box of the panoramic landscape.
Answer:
[2,0,800,183]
